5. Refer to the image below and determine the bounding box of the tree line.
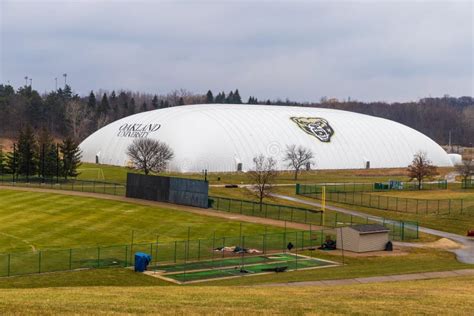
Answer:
[0,83,472,146]
[0,126,82,181]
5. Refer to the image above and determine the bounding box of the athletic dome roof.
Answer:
[79,104,452,172]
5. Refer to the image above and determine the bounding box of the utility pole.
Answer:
[24,76,28,86]
[63,73,67,86]
[29,78,32,87]
[55,77,58,90]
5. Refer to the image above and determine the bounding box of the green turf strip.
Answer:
[164,256,334,283]
[156,253,298,272]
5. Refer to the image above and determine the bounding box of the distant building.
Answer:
[79,104,453,172]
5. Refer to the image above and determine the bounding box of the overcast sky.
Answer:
[1,0,472,102]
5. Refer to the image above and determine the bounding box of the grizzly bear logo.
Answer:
[291,117,334,142]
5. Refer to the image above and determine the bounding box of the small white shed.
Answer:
[336,224,390,253]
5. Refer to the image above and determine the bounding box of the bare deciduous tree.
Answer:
[284,145,315,180]
[127,138,174,175]
[65,100,90,142]
[456,160,474,183]
[407,151,439,189]
[247,155,277,211]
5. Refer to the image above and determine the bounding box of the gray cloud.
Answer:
[1,0,472,102]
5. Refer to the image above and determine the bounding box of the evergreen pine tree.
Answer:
[16,125,38,177]
[0,147,5,175]
[178,97,185,105]
[266,99,271,105]
[141,102,147,112]
[60,137,82,179]
[233,89,242,104]
[110,91,118,120]
[206,90,214,103]
[129,98,136,115]
[226,91,234,103]
[159,100,165,108]
[37,128,58,178]
[152,95,159,109]
[5,149,18,176]
[87,91,96,110]
[99,93,109,115]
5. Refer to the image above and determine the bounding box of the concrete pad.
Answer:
[421,271,459,279]
[388,273,428,281]
[320,279,360,286]
[354,276,394,284]
[451,269,474,276]
[285,281,326,287]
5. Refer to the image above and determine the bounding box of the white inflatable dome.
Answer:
[79,104,453,172]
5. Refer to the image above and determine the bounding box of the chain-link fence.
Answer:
[209,196,323,225]
[297,185,469,215]
[462,179,474,189]
[0,228,337,278]
[296,181,447,195]
[0,174,126,196]
[208,196,418,240]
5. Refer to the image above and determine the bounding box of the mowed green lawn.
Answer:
[0,189,286,253]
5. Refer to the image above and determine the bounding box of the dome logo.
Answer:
[291,117,334,142]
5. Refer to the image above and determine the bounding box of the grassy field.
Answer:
[0,275,472,314]
[77,162,458,185]
[0,189,287,253]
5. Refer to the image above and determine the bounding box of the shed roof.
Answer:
[349,224,390,234]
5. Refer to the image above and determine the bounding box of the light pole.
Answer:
[63,73,67,86]
[29,78,32,87]
[55,77,58,90]
[24,76,28,86]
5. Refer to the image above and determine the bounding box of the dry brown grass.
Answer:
[0,276,472,315]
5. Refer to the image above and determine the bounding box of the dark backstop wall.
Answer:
[126,173,209,208]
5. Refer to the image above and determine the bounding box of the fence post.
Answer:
[174,241,177,263]
[7,254,10,277]
[278,206,281,220]
[69,248,72,270]
[125,245,128,266]
[401,222,405,241]
[38,251,42,273]
[198,239,201,261]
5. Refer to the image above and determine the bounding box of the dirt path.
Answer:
[257,269,474,287]
[0,186,316,231]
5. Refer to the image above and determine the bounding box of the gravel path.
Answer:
[257,269,474,287]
